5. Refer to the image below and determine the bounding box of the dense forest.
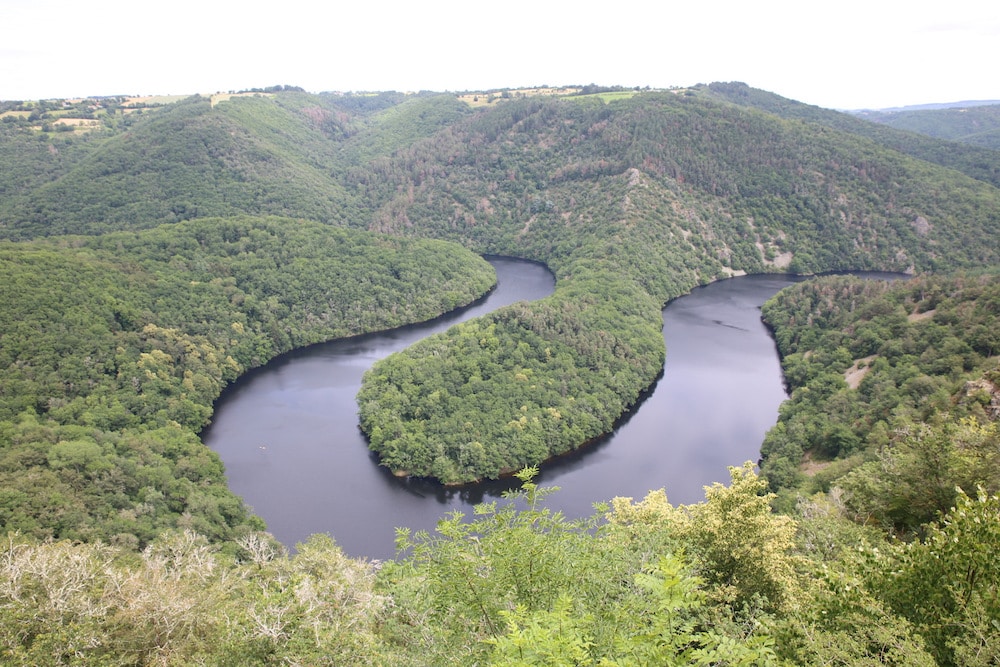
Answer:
[759,272,1000,529]
[0,217,495,545]
[351,88,1000,482]
[698,83,1000,188]
[1,84,999,664]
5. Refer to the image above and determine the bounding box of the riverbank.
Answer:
[207,266,794,559]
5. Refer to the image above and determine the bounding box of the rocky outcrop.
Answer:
[961,375,1000,420]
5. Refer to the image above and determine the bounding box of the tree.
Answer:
[840,417,1000,531]
[876,488,1000,666]
[671,463,802,611]
[487,555,779,666]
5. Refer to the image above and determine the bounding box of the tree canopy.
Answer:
[2,85,1000,663]
[0,216,494,545]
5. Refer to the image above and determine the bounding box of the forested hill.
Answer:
[0,217,495,545]
[2,86,1000,664]
[3,87,1000,483]
[696,81,1000,189]
[0,92,470,239]
[759,272,1000,529]
[1,95,341,236]
[857,102,1000,151]
[4,87,999,269]
[349,89,1000,276]
[348,91,1000,481]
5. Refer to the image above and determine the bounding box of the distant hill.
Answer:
[0,94,346,237]
[353,87,1000,279]
[696,81,1000,188]
[852,102,1000,150]
[0,91,468,238]
[860,100,1000,112]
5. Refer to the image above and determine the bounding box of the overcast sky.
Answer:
[2,0,997,110]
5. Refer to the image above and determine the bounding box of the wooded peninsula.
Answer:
[1,83,998,665]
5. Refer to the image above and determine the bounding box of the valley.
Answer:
[1,84,998,664]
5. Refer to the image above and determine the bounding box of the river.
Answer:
[204,260,802,560]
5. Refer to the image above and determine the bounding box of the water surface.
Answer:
[205,263,801,559]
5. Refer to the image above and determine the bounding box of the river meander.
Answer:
[204,259,803,560]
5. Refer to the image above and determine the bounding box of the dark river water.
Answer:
[204,259,803,560]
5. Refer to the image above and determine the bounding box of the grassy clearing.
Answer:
[52,118,100,128]
[123,95,189,107]
[210,92,275,107]
[457,86,583,107]
[571,90,641,103]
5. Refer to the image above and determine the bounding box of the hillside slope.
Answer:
[2,87,999,483]
[348,91,1000,481]
[0,92,475,240]
[353,91,1000,276]
[698,81,1000,188]
[0,217,495,542]
[858,102,1000,150]
[0,95,356,237]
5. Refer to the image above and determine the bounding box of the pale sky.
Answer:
[2,0,997,110]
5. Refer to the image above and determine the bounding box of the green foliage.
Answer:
[382,468,599,662]
[0,217,495,545]
[874,489,1000,666]
[488,556,779,667]
[764,495,939,665]
[760,272,1000,531]
[839,418,1000,531]
[699,81,1000,189]
[0,95,358,238]
[379,467,786,666]
[774,562,938,666]
[755,270,1000,661]
[487,594,596,666]
[3,83,1000,663]
[668,463,800,611]
[334,93,472,165]
[2,464,995,665]
[0,530,388,665]
[359,275,664,483]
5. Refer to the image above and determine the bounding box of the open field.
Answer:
[52,118,100,128]
[122,95,190,106]
[455,87,681,107]
[210,92,275,107]
[457,86,583,107]
[571,90,641,102]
